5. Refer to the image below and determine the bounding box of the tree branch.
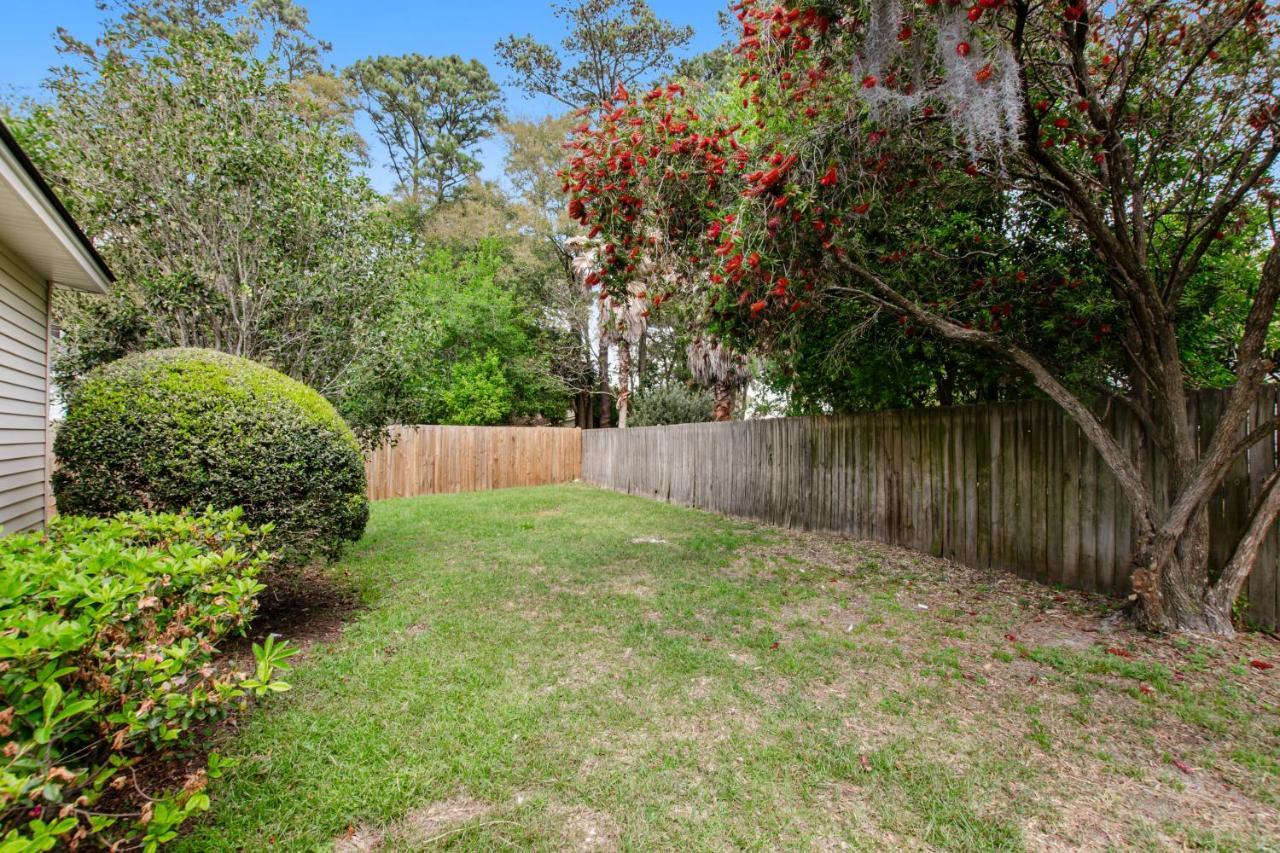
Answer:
[831,255,1157,529]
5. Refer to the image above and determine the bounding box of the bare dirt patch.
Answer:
[334,796,495,851]
[386,796,494,847]
[553,803,622,851]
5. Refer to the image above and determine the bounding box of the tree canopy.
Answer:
[346,54,505,206]
[496,0,695,108]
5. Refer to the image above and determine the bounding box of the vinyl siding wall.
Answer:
[0,242,49,533]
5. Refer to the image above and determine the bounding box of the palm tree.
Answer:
[686,339,751,422]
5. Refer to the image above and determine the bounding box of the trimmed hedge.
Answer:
[53,348,369,565]
[0,509,294,850]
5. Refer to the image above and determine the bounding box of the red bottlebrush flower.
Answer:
[968,6,983,21]
[975,64,993,83]
[567,198,586,221]
[773,195,790,209]
[964,162,980,177]
[1015,270,1027,282]
[956,41,972,57]
[820,166,838,186]
[750,299,768,315]
[1064,3,1085,20]
[1034,99,1050,111]
[862,75,878,89]
[1076,99,1090,112]
[898,25,913,41]
[852,202,871,215]
[1053,117,1070,129]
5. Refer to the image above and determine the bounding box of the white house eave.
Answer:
[0,140,111,295]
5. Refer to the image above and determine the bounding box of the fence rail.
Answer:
[582,389,1280,629]
[365,425,581,501]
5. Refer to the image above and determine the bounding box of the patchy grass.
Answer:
[179,484,1280,851]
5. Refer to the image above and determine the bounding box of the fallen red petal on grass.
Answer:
[859,754,871,771]
[1005,633,1017,641]
[1139,684,1154,695]
[1249,659,1275,670]
[1027,675,1038,685]
[769,641,780,651]
[1106,647,1134,658]
[1172,759,1193,775]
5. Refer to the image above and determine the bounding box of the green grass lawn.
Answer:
[179,484,1280,851]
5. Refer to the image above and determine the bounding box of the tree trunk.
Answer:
[637,327,648,391]
[712,381,733,422]
[597,340,611,429]
[617,339,631,429]
[1131,522,1224,633]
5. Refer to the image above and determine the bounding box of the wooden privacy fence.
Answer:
[365,425,582,501]
[582,388,1280,629]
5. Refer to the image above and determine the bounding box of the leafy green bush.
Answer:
[0,509,295,851]
[442,352,514,425]
[54,348,369,565]
[629,384,715,426]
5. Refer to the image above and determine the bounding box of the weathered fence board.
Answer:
[365,426,581,501]
[582,389,1280,629]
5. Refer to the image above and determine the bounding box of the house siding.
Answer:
[0,242,49,533]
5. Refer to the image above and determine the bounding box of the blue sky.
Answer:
[0,1,727,192]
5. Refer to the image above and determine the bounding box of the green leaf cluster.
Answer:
[0,509,295,851]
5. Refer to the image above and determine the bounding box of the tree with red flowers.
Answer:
[500,0,696,429]
[566,0,1280,633]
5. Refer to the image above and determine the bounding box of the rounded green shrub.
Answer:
[54,348,369,564]
[629,383,715,426]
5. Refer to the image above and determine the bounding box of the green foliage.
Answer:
[16,1,414,437]
[345,54,505,206]
[629,383,714,426]
[0,508,295,851]
[343,239,570,428]
[495,0,694,108]
[442,353,515,425]
[53,349,368,566]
